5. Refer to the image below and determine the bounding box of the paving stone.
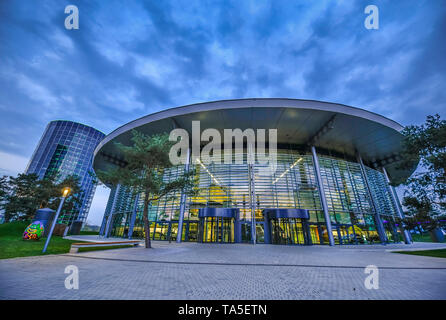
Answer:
[0,241,445,299]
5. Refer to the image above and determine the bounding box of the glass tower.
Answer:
[26,120,105,226]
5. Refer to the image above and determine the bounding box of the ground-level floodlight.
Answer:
[42,187,71,253]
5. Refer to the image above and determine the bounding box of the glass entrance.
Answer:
[241,222,265,243]
[256,223,265,243]
[186,221,198,242]
[169,222,178,241]
[270,218,307,245]
[338,225,358,244]
[241,223,251,243]
[309,224,322,244]
[199,217,234,243]
[153,222,169,240]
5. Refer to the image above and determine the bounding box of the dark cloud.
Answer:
[0,0,445,168]
[1,0,444,224]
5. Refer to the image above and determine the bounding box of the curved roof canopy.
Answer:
[93,98,417,183]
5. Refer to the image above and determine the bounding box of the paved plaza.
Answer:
[1,239,446,300]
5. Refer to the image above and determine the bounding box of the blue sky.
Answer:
[0,0,445,225]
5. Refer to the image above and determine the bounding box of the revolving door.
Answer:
[198,208,240,243]
[263,208,312,245]
[270,217,309,245]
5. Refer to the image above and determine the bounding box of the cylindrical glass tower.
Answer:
[26,120,105,226]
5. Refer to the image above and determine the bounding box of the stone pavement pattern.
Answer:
[1,241,445,300]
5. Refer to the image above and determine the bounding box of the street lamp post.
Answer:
[42,187,71,253]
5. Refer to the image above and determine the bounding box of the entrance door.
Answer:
[169,222,178,241]
[338,225,358,244]
[308,224,322,244]
[241,222,264,243]
[185,221,198,242]
[270,218,307,245]
[256,223,265,243]
[153,222,169,240]
[199,217,234,243]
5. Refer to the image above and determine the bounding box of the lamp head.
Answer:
[62,187,71,198]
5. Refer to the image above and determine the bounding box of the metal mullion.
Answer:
[292,219,298,244]
[204,218,208,242]
[219,217,222,243]
[344,163,362,244]
[346,163,362,214]
[210,217,214,242]
[357,154,387,244]
[285,218,291,245]
[329,161,347,223]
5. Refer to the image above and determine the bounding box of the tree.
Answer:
[4,173,40,222]
[0,175,8,203]
[0,175,9,221]
[53,175,84,223]
[3,172,84,223]
[96,130,196,248]
[397,114,446,232]
[34,173,59,208]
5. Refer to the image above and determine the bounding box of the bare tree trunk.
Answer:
[143,193,152,248]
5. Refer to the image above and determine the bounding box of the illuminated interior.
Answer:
[106,148,403,245]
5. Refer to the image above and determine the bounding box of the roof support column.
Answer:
[356,154,388,244]
[311,146,335,246]
[99,185,118,236]
[382,167,412,244]
[99,210,108,236]
[176,148,191,243]
[248,142,257,245]
[104,184,120,238]
[127,193,140,239]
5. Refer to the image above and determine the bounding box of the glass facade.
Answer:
[101,147,403,245]
[26,120,105,226]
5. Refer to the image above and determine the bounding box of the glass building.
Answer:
[26,120,105,227]
[94,99,417,246]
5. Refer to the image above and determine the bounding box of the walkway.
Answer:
[1,240,445,299]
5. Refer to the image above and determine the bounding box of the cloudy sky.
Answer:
[0,0,445,225]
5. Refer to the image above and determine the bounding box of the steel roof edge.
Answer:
[93,98,404,158]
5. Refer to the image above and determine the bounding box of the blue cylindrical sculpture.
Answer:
[32,208,55,237]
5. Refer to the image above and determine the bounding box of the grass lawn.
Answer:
[0,222,131,259]
[0,221,81,259]
[395,249,446,258]
[79,230,99,235]
[410,232,445,243]
[78,245,134,253]
[411,233,433,242]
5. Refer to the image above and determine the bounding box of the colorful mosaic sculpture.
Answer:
[23,221,44,240]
